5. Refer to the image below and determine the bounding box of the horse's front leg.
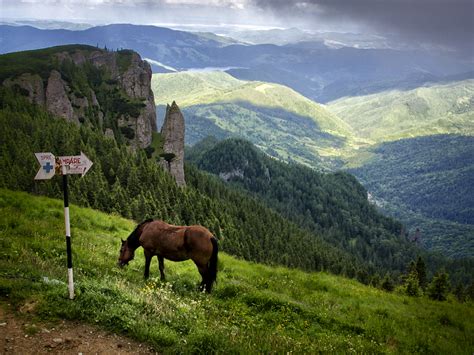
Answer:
[144,250,152,279]
[158,255,165,281]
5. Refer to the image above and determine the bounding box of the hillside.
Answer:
[0,84,374,282]
[350,135,474,258]
[153,71,354,169]
[327,80,474,143]
[153,71,352,137]
[1,189,473,353]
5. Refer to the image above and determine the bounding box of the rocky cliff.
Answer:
[1,45,156,148]
[0,45,188,186]
[159,101,186,186]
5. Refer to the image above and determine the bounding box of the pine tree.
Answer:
[416,256,427,289]
[427,272,450,301]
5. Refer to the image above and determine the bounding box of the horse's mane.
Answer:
[127,219,153,249]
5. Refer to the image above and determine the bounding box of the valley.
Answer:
[151,70,474,258]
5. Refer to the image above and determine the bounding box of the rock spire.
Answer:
[160,101,186,186]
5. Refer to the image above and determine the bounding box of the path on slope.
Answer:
[0,303,156,354]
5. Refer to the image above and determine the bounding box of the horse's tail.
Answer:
[207,236,219,292]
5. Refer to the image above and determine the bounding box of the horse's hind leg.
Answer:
[144,250,152,279]
[158,255,165,281]
[196,265,209,292]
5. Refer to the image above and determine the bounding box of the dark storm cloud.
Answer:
[251,0,474,53]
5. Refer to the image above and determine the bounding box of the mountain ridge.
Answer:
[327,79,474,143]
[2,23,473,102]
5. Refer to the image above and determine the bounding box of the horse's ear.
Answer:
[121,239,124,243]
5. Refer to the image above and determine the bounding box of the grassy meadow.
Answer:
[0,189,472,353]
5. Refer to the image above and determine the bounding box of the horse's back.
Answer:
[184,225,215,265]
[140,220,186,252]
[139,221,214,260]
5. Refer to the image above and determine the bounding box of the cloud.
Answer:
[250,0,474,53]
[2,0,473,54]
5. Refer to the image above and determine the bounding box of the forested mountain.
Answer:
[1,24,472,102]
[186,138,474,283]
[327,80,474,143]
[350,135,474,258]
[153,71,351,169]
[0,44,156,148]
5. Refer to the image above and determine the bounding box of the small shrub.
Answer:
[381,275,395,292]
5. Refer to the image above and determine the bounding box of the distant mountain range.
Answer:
[1,23,473,102]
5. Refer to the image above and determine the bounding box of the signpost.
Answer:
[34,152,93,300]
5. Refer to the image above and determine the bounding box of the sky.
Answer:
[1,0,473,54]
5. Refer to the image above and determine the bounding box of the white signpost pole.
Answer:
[34,152,93,300]
[61,162,75,300]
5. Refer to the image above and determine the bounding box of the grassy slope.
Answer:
[1,189,473,353]
[327,80,474,143]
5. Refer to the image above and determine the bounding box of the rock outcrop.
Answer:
[45,70,75,122]
[160,101,186,186]
[1,46,156,149]
[118,52,157,147]
[3,73,45,106]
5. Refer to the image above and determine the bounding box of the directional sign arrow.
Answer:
[59,152,93,177]
[34,152,56,180]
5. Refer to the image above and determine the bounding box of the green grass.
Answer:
[0,189,473,353]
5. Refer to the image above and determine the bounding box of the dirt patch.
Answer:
[0,303,156,354]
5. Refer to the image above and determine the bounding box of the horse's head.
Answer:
[118,239,135,267]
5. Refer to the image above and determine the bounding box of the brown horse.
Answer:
[118,219,218,293]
